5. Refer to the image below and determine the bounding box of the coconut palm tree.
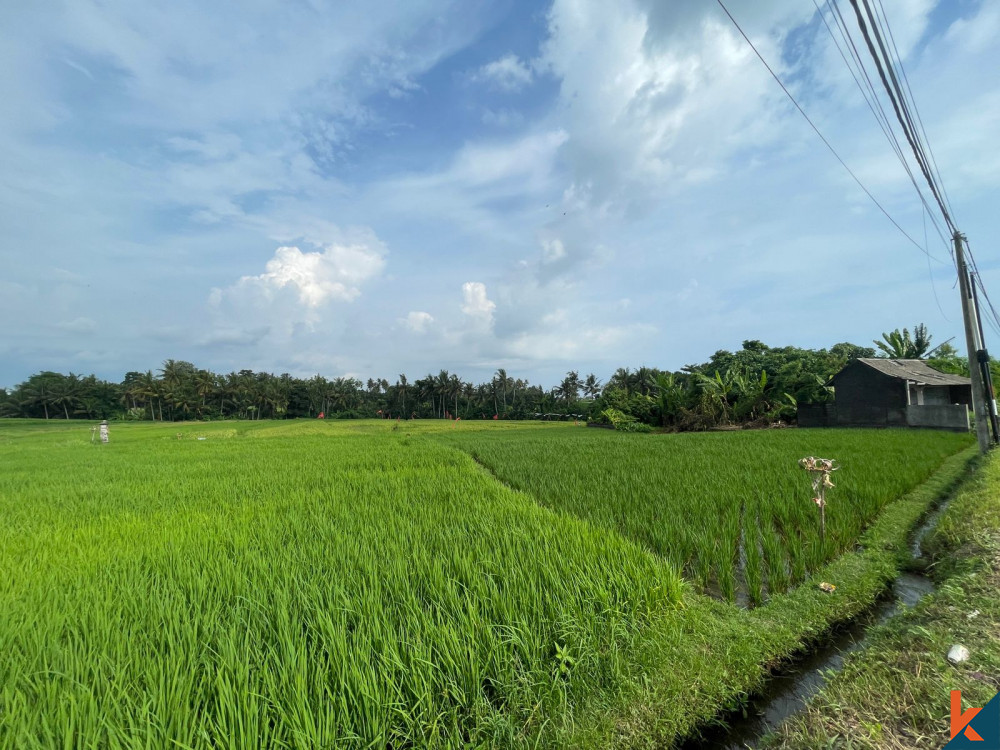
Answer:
[583,373,602,399]
[137,370,161,420]
[19,373,59,419]
[494,368,510,413]
[193,369,217,415]
[558,371,581,403]
[435,370,452,418]
[608,367,635,395]
[51,373,82,419]
[417,374,436,417]
[397,374,409,415]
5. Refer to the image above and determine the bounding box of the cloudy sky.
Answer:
[2,0,998,387]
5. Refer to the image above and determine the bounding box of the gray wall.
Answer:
[832,362,908,411]
[797,403,970,432]
[798,403,836,428]
[905,404,970,432]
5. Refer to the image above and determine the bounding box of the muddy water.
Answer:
[682,504,946,749]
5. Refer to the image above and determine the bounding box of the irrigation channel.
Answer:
[681,497,952,749]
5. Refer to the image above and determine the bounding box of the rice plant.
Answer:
[0,420,681,747]
[0,418,971,745]
[434,424,972,605]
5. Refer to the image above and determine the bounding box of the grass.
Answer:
[0,420,679,748]
[431,425,972,604]
[0,419,978,747]
[762,450,1000,749]
[563,443,978,748]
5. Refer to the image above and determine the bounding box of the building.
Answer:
[798,358,972,432]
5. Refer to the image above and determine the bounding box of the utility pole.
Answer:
[971,276,1000,443]
[955,231,992,452]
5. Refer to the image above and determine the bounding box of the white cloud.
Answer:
[461,281,496,322]
[449,130,568,187]
[402,311,434,333]
[3,0,1000,390]
[196,327,269,347]
[472,54,534,91]
[227,242,385,309]
[538,0,809,209]
[206,234,387,347]
[541,238,566,263]
[944,0,1000,53]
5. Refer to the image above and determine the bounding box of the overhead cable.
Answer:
[715,0,944,262]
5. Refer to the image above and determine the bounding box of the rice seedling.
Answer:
[0,418,973,746]
[0,420,680,748]
[434,424,972,604]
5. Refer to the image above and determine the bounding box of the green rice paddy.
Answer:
[433,425,971,603]
[0,419,974,747]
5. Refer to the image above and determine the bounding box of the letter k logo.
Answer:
[953,690,984,741]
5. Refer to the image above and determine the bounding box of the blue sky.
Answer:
[2,0,998,388]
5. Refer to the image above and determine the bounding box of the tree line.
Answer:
[2,327,988,429]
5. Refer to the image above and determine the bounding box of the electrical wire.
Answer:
[966,239,1000,337]
[816,0,951,254]
[924,205,949,321]
[847,0,955,234]
[859,0,952,233]
[872,0,956,222]
[714,0,944,262]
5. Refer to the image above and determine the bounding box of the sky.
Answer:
[2,0,998,388]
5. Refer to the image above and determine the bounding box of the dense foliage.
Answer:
[0,339,894,429]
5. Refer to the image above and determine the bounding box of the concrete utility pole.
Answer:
[970,279,1000,444]
[955,231,992,452]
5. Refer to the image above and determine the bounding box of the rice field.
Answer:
[433,425,972,604]
[0,419,973,747]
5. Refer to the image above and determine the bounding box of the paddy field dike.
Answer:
[0,419,975,748]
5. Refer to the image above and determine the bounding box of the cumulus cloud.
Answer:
[472,54,534,91]
[461,282,496,322]
[537,0,806,209]
[206,234,387,347]
[402,311,434,333]
[223,242,386,309]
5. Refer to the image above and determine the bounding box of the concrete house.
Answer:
[798,358,972,432]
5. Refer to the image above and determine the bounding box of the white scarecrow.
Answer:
[99,419,109,444]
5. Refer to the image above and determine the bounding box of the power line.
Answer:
[714,0,943,261]
[847,0,955,234]
[859,0,952,231]
[847,0,1000,349]
[924,205,949,321]
[966,239,1000,336]
[871,0,956,222]
[812,0,898,160]
[814,0,951,253]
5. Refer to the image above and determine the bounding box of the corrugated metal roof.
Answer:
[851,358,971,386]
